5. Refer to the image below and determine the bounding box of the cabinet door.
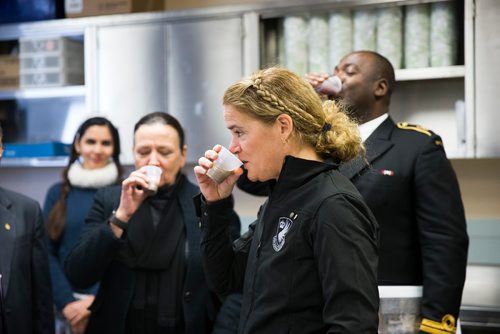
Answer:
[96,23,166,163]
[475,0,500,157]
[166,17,243,163]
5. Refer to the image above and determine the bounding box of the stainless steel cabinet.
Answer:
[390,77,468,158]
[95,23,166,163]
[95,15,251,163]
[166,16,244,163]
[474,0,500,158]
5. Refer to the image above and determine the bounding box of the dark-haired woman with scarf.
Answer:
[43,116,123,333]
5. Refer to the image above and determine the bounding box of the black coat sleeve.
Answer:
[196,195,250,297]
[31,203,56,334]
[64,188,123,288]
[314,194,380,334]
[415,136,469,329]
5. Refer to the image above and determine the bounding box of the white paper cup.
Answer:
[144,165,162,193]
[206,146,242,183]
[316,75,342,95]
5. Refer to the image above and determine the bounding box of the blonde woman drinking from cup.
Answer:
[194,67,379,334]
[65,112,240,334]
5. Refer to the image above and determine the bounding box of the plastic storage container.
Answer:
[19,37,84,88]
[3,142,71,158]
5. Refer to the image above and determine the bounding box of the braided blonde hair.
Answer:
[223,66,363,162]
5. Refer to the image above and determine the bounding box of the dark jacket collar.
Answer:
[366,116,395,140]
[364,116,396,162]
[0,187,17,297]
[272,156,336,197]
[339,117,396,179]
[0,187,12,210]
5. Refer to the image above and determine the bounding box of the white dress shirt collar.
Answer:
[358,113,389,142]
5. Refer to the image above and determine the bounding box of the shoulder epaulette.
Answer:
[397,122,432,136]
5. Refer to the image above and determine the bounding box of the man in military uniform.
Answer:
[304,50,469,334]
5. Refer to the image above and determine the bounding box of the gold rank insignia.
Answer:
[420,314,456,334]
[397,122,432,136]
[4,223,11,231]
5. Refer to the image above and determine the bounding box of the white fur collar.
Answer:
[67,161,119,188]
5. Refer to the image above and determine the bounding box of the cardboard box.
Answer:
[65,0,164,18]
[0,55,20,90]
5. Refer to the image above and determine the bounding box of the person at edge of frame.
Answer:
[0,122,55,334]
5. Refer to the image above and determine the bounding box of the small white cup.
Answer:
[206,146,242,183]
[316,75,342,95]
[144,165,162,193]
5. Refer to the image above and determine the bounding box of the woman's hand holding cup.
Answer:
[194,145,243,203]
[118,166,161,220]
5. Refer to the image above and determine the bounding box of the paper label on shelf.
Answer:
[65,0,83,14]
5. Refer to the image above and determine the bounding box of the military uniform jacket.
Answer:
[198,156,379,334]
[340,117,469,333]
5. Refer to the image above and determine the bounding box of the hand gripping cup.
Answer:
[206,146,242,184]
[144,165,162,193]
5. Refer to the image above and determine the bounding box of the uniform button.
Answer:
[184,291,192,302]
[198,221,202,228]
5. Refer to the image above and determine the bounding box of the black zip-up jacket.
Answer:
[197,156,379,334]
[65,175,237,334]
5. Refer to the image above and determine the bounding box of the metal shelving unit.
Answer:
[0,85,85,100]
[1,156,69,167]
[395,65,465,81]
[0,0,478,166]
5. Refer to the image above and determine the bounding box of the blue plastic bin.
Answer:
[3,142,71,158]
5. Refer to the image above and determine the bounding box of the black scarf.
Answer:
[117,175,186,329]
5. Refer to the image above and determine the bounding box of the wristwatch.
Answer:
[108,210,128,230]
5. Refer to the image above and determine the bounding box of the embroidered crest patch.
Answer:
[272,217,293,252]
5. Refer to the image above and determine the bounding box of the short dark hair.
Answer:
[354,50,396,96]
[134,112,185,149]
